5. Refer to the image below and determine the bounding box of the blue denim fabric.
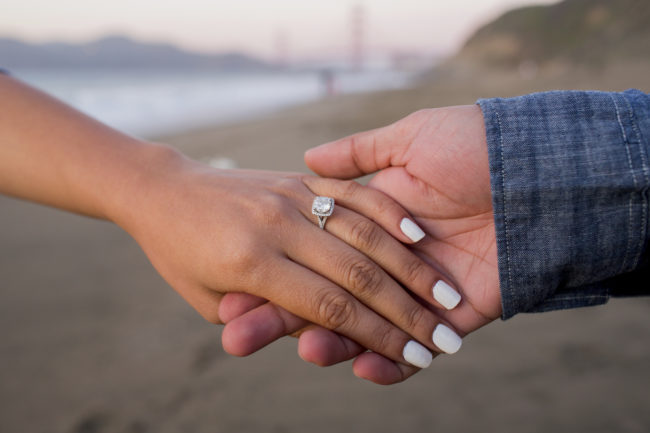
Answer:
[478,90,650,319]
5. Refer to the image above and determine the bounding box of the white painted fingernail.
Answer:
[402,340,432,368]
[400,218,425,242]
[432,324,462,354]
[433,280,461,310]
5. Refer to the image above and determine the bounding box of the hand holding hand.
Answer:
[219,105,503,384]
[302,105,502,381]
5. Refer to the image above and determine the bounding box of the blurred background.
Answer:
[0,0,649,432]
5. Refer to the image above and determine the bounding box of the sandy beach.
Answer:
[1,63,649,433]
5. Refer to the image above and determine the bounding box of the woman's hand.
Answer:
[113,149,465,368]
[0,75,467,378]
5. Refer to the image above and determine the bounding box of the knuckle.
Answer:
[374,323,396,352]
[349,134,366,173]
[224,241,270,287]
[343,258,383,298]
[276,176,306,198]
[256,194,289,227]
[315,290,356,330]
[403,259,427,286]
[340,179,360,198]
[372,193,390,214]
[374,193,401,218]
[401,305,427,332]
[348,218,383,253]
[227,239,258,270]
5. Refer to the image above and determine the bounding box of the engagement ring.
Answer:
[311,196,335,229]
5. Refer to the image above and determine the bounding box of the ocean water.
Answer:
[12,68,414,137]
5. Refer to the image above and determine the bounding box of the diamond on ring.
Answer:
[312,196,334,229]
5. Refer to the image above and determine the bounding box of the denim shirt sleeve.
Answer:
[477,90,650,319]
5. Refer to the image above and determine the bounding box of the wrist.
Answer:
[104,140,190,234]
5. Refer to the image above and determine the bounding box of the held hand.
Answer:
[117,151,465,369]
[301,105,502,383]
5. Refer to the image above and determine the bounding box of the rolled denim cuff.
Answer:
[478,90,650,319]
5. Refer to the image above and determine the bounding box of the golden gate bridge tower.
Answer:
[351,4,365,71]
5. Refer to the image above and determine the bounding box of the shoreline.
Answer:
[158,61,650,172]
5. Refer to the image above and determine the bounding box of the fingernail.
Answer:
[432,280,461,310]
[432,324,462,354]
[402,340,433,368]
[400,218,425,242]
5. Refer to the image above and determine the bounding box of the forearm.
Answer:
[0,74,177,223]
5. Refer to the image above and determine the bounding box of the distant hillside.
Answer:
[456,0,650,67]
[0,35,273,70]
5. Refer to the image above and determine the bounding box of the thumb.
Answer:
[305,121,411,179]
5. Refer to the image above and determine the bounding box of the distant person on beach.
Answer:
[1,70,648,384]
[320,69,336,97]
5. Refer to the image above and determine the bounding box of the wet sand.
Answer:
[1,63,649,432]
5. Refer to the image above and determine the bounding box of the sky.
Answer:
[0,0,559,60]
